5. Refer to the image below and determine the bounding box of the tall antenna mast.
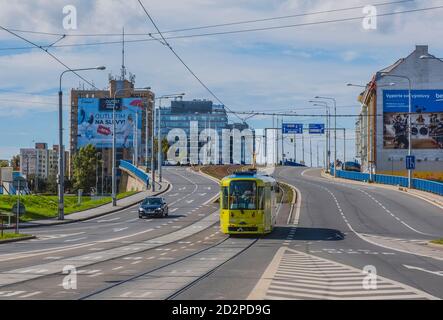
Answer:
[121,27,127,80]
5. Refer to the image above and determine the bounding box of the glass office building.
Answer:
[157,100,229,164]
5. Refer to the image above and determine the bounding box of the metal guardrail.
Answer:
[119,160,150,188]
[284,160,307,167]
[331,169,443,197]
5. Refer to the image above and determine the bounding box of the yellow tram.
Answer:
[220,169,278,235]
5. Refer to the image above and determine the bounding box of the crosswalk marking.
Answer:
[248,247,437,300]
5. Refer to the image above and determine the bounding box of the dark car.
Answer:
[139,197,169,218]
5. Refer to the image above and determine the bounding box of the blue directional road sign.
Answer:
[282,123,303,134]
[406,155,416,170]
[309,124,325,134]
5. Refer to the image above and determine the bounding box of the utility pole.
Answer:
[151,101,156,192]
[302,134,305,164]
[158,102,162,182]
[293,134,296,163]
[281,118,284,164]
[317,141,320,168]
[344,129,346,164]
[310,136,313,168]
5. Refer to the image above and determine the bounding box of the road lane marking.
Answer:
[248,247,437,300]
[64,237,87,243]
[404,265,443,277]
[19,291,42,298]
[97,217,121,223]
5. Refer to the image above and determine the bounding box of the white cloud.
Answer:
[1,0,443,159]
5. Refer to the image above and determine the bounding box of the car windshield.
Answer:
[142,198,162,206]
[229,180,257,210]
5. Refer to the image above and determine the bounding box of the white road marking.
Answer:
[97,217,121,223]
[113,227,129,232]
[64,237,87,243]
[404,265,443,277]
[249,247,437,300]
[19,291,42,298]
[112,266,124,271]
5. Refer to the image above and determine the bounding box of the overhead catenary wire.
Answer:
[136,0,245,123]
[0,25,99,90]
[3,0,414,38]
[1,4,442,52]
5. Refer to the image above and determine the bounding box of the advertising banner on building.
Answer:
[383,90,443,149]
[77,98,143,149]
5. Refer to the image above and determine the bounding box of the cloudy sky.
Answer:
[1,0,443,162]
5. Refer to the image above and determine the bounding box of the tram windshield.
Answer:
[229,181,257,210]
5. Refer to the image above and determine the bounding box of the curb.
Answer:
[278,181,299,226]
[6,182,171,230]
[427,242,443,250]
[195,168,221,205]
[0,235,36,244]
[320,171,443,210]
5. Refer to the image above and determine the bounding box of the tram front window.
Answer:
[229,181,257,210]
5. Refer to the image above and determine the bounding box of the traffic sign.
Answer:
[282,123,303,134]
[406,155,416,170]
[12,203,26,216]
[309,124,325,134]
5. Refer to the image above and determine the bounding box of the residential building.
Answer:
[356,45,443,181]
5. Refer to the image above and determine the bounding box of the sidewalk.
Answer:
[320,171,443,209]
[7,180,170,229]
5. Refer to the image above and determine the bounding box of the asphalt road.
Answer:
[0,167,222,299]
[174,167,443,300]
[2,166,443,300]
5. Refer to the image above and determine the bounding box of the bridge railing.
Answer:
[119,160,150,188]
[330,169,443,196]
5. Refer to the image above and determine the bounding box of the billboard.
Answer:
[383,90,443,149]
[77,98,144,149]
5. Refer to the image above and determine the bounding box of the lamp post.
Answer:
[310,100,330,172]
[380,73,413,188]
[155,93,185,183]
[346,82,395,180]
[58,66,105,220]
[315,96,337,177]
[112,86,151,206]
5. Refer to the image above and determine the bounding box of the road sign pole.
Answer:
[15,179,19,234]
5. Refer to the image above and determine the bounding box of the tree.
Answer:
[10,155,20,171]
[72,144,98,193]
[153,138,171,161]
[0,160,9,167]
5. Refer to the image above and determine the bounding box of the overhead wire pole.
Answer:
[310,100,330,172]
[0,25,105,220]
[316,97,337,177]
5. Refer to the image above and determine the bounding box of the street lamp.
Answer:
[58,66,105,220]
[310,100,330,172]
[346,82,395,181]
[156,93,185,183]
[315,96,337,178]
[380,73,413,188]
[112,86,151,206]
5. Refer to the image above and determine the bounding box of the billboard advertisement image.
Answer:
[383,90,443,149]
[77,98,144,149]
